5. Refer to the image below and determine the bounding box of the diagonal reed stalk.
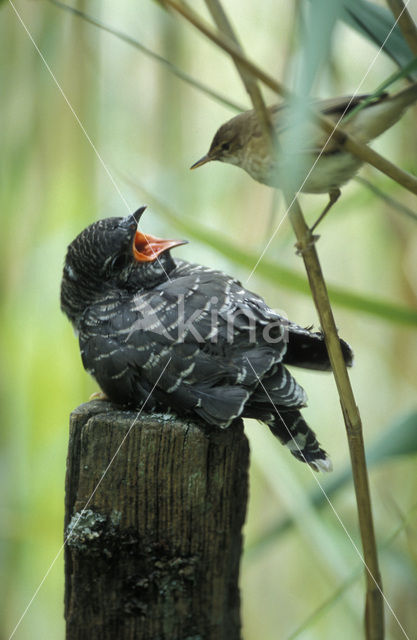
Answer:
[386,0,417,56]
[172,0,385,637]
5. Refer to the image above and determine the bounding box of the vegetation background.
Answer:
[1,1,416,638]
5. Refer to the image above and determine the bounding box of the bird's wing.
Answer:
[78,302,157,407]
[318,94,373,115]
[79,265,351,426]
[136,269,286,380]
[79,267,291,425]
[270,93,386,154]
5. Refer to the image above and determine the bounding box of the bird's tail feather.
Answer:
[267,409,332,472]
[391,83,417,109]
[283,330,353,371]
[351,83,417,143]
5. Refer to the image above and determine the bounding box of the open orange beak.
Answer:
[190,154,211,170]
[133,231,187,263]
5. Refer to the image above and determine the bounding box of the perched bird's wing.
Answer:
[77,276,255,424]
[270,94,369,129]
[267,102,343,156]
[270,93,388,154]
[79,262,351,426]
[318,94,372,115]
[173,263,354,371]
[127,265,322,422]
[78,264,291,425]
[78,299,160,407]
[146,267,286,398]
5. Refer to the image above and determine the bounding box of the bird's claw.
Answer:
[89,390,108,401]
[295,234,320,256]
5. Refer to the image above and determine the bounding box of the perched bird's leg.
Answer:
[89,390,108,401]
[309,188,341,233]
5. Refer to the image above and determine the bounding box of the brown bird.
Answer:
[191,84,417,228]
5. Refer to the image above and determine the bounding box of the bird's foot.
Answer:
[295,234,320,256]
[89,390,108,401]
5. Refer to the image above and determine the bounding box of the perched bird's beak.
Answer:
[122,206,148,231]
[133,231,188,263]
[131,205,147,223]
[190,154,211,170]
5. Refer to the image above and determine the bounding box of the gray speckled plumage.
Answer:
[61,210,353,471]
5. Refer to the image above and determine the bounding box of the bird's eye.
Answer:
[221,141,231,152]
[110,254,129,271]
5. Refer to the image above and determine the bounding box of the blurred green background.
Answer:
[1,1,417,638]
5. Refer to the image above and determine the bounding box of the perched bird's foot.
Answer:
[89,390,108,401]
[295,234,320,256]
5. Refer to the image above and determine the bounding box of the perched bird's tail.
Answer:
[267,409,332,472]
[392,83,417,107]
[283,329,353,371]
[349,83,417,143]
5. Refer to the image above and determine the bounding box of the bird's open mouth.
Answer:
[133,231,187,263]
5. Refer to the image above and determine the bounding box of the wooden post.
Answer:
[64,400,249,640]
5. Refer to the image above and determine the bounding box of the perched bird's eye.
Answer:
[221,141,231,152]
[110,254,129,272]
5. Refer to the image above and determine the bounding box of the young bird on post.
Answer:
[61,207,353,472]
[191,84,417,226]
